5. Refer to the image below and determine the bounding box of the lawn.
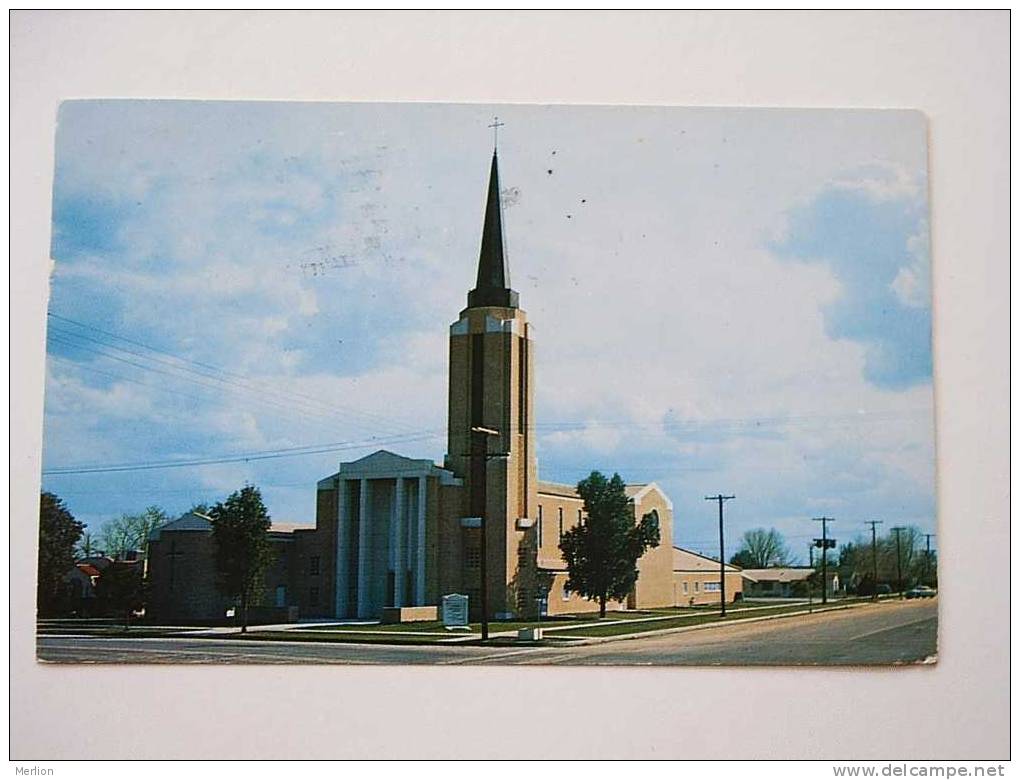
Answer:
[548,601,861,639]
[301,612,665,635]
[235,630,459,646]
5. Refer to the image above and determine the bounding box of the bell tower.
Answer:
[445,147,539,619]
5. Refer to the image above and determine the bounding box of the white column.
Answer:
[334,478,349,618]
[357,478,371,618]
[416,475,427,605]
[392,477,405,608]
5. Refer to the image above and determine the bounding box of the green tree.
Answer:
[95,561,144,629]
[558,471,661,617]
[729,527,791,568]
[209,484,273,633]
[37,492,85,617]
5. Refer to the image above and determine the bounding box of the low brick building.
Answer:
[672,547,744,607]
[146,512,310,623]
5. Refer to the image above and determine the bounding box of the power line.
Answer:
[47,330,428,441]
[47,313,421,437]
[42,430,444,475]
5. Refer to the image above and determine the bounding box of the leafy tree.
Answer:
[95,561,144,629]
[729,528,791,568]
[209,484,273,633]
[37,492,85,617]
[837,527,927,591]
[98,506,170,559]
[558,471,661,617]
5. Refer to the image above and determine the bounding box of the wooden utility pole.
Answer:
[812,517,835,605]
[865,521,883,601]
[704,495,735,617]
[891,526,907,597]
[924,533,936,587]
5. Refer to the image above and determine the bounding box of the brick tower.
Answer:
[445,150,540,619]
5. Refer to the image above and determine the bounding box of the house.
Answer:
[741,567,841,598]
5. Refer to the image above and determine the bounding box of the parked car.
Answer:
[905,585,937,599]
[875,584,892,595]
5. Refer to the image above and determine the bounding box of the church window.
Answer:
[695,582,700,593]
[683,582,689,594]
[577,508,582,526]
[562,583,571,601]
[558,507,564,540]
[537,505,543,547]
[309,555,320,576]
[704,582,721,592]
[465,544,481,569]
[644,509,660,534]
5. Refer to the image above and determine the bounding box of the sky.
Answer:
[42,101,934,562]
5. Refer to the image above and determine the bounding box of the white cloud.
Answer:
[44,102,935,540]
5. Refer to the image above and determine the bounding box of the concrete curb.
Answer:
[554,600,885,646]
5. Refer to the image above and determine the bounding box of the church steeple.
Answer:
[467,151,519,309]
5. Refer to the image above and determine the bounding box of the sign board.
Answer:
[442,593,469,628]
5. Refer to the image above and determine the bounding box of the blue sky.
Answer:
[42,101,934,561]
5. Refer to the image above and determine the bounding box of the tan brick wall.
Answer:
[542,570,628,615]
[672,570,744,607]
[445,306,539,619]
[632,490,675,609]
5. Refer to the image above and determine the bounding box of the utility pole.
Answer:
[471,425,501,641]
[807,542,814,611]
[924,533,936,587]
[865,521,883,601]
[891,526,906,597]
[705,495,735,617]
[812,517,835,605]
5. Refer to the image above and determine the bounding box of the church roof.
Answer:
[673,546,742,573]
[537,481,581,499]
[740,567,818,583]
[467,151,519,309]
[319,449,461,485]
[148,511,212,541]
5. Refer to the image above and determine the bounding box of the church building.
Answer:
[148,148,717,623]
[295,149,677,621]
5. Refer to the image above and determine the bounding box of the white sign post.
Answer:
[442,593,470,630]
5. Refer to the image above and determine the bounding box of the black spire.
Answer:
[467,151,519,309]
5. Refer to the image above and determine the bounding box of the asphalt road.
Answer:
[37,599,936,667]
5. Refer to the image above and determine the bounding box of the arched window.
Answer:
[643,509,660,533]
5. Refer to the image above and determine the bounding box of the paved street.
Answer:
[37,599,936,666]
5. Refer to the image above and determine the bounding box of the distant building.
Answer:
[741,567,840,598]
[62,560,107,615]
[672,547,744,606]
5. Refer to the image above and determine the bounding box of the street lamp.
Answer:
[471,426,500,641]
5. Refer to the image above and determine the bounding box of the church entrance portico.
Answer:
[327,451,460,619]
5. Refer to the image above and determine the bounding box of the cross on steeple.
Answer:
[488,116,505,150]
